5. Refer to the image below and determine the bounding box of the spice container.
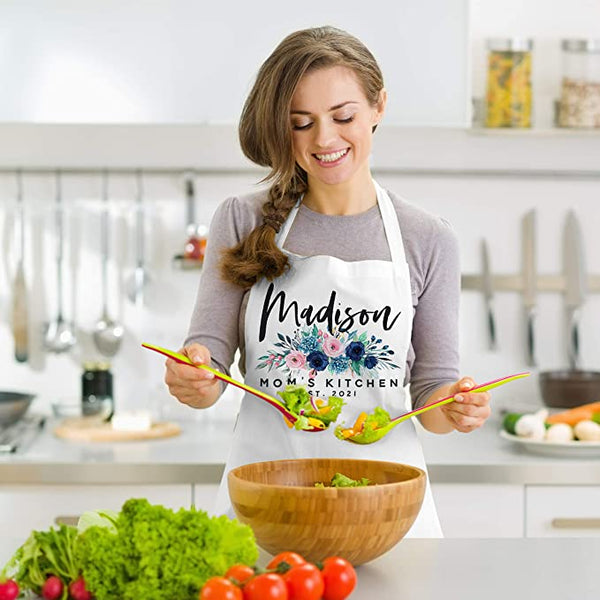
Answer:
[184,224,208,263]
[82,361,114,420]
[558,39,600,128]
[485,38,533,128]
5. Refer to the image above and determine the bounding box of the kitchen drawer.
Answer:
[0,484,192,543]
[432,484,524,538]
[526,485,600,538]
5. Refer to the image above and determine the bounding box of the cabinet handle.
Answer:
[55,515,80,527]
[551,518,600,529]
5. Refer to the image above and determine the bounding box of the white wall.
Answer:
[0,0,469,126]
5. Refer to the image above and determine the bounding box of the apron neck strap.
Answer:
[276,180,407,267]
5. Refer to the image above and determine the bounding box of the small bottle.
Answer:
[485,38,533,128]
[558,39,600,128]
[184,224,208,263]
[82,362,114,420]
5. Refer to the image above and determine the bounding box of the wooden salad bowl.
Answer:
[228,457,426,565]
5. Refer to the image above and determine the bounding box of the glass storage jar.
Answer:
[485,38,533,128]
[558,39,600,128]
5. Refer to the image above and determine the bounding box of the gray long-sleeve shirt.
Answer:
[185,187,460,409]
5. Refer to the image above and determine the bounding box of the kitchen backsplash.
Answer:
[2,170,600,417]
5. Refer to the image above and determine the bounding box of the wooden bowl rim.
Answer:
[228,458,426,492]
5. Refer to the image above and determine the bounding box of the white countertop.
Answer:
[2,413,599,485]
[2,537,598,599]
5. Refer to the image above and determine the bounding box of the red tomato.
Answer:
[42,575,64,600]
[243,573,288,600]
[266,551,306,571]
[200,577,243,600]
[225,564,255,586]
[0,580,19,600]
[321,556,357,600]
[284,563,324,600]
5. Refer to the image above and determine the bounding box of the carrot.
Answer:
[352,412,368,433]
[546,402,600,426]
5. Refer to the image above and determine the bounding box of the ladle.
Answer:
[341,372,530,444]
[125,170,152,306]
[142,343,326,431]
[93,172,124,356]
[44,171,76,353]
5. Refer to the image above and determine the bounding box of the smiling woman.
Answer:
[164,25,492,538]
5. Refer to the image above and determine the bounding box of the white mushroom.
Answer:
[573,420,600,442]
[545,423,574,443]
[514,409,548,440]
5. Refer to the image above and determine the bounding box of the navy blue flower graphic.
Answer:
[364,355,378,369]
[307,351,329,371]
[345,341,365,361]
[329,355,350,374]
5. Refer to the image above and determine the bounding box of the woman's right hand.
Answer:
[164,343,221,409]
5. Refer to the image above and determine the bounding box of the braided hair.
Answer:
[219,26,384,288]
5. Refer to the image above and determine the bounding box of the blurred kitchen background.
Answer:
[1,0,600,424]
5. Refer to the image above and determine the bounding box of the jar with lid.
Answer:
[558,39,600,128]
[485,38,533,128]
[82,361,114,420]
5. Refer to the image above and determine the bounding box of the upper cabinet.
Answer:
[0,0,470,127]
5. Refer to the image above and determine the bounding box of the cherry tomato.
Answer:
[266,551,306,571]
[42,575,64,600]
[225,564,255,586]
[0,579,19,600]
[321,556,357,600]
[243,573,288,600]
[284,563,324,600]
[200,576,243,600]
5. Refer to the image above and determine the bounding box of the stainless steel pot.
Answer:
[0,391,35,426]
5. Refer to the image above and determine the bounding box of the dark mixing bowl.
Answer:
[0,391,35,426]
[539,370,600,409]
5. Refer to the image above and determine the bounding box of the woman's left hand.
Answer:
[440,377,491,433]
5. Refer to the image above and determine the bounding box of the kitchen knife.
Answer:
[563,210,587,370]
[480,238,497,350]
[522,210,537,367]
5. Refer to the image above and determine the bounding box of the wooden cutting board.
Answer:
[54,417,181,442]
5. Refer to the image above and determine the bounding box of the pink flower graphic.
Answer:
[322,336,344,357]
[285,351,307,370]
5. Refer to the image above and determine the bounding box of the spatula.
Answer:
[142,343,327,432]
[341,372,530,444]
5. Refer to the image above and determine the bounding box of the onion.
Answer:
[309,395,319,413]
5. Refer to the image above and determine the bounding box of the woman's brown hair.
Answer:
[220,26,384,288]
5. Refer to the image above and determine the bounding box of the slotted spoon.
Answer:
[142,343,326,432]
[343,372,530,444]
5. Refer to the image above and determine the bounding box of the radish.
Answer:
[0,580,19,600]
[42,575,64,600]
[69,577,93,600]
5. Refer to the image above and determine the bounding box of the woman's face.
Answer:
[290,65,385,188]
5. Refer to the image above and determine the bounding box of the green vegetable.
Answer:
[77,509,118,534]
[334,406,392,442]
[2,524,79,599]
[592,412,600,425]
[74,498,258,600]
[315,472,371,488]
[277,385,344,430]
[502,412,523,434]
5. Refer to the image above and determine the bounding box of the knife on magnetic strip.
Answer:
[563,210,587,370]
[522,210,537,367]
[481,238,497,350]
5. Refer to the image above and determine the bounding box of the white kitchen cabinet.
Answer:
[0,484,192,543]
[526,485,600,538]
[193,484,219,513]
[432,484,524,538]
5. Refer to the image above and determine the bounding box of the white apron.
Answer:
[214,181,442,537]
